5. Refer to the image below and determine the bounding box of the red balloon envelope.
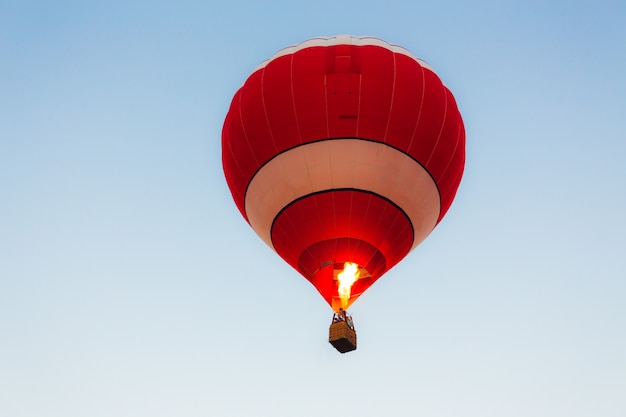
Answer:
[222,35,465,312]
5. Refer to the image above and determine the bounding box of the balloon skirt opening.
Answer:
[329,321,357,353]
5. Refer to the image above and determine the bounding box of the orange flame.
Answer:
[337,262,360,310]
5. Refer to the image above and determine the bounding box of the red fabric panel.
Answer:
[326,72,360,137]
[261,56,300,152]
[292,48,328,141]
[308,263,336,306]
[357,45,394,141]
[385,54,425,148]
[403,69,448,163]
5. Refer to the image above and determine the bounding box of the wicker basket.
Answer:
[329,320,357,353]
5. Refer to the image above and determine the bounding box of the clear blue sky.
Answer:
[2,1,625,416]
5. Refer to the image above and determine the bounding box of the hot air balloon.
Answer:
[222,35,465,353]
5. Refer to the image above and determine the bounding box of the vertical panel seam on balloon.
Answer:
[289,52,303,145]
[383,49,398,143]
[355,73,363,137]
[438,166,463,222]
[359,191,375,272]
[347,186,354,248]
[407,61,427,152]
[328,189,337,267]
[435,100,463,197]
[237,80,260,175]
[439,130,465,221]
[224,91,247,202]
[324,74,330,139]
[387,202,409,266]
[424,85,449,167]
[260,66,277,155]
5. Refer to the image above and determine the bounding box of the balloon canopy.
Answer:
[222,35,465,312]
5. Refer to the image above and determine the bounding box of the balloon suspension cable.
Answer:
[331,308,355,330]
